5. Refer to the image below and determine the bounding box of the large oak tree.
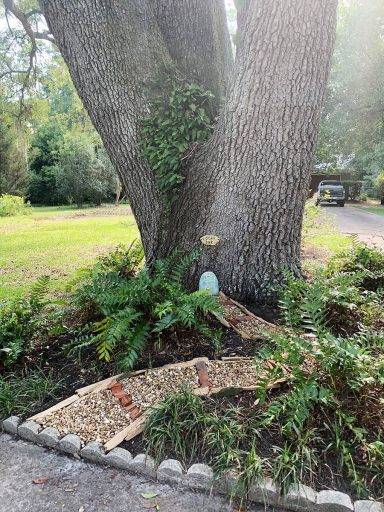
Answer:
[6,0,339,302]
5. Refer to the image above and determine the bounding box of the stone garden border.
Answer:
[3,415,384,512]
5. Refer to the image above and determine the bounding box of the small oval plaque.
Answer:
[200,235,220,246]
[199,271,219,296]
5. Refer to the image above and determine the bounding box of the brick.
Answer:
[129,453,156,478]
[2,416,21,435]
[37,427,60,448]
[317,490,354,512]
[157,459,183,484]
[18,421,41,443]
[104,447,133,469]
[112,390,127,399]
[130,408,142,421]
[81,441,105,464]
[120,396,133,407]
[185,463,214,490]
[58,434,81,455]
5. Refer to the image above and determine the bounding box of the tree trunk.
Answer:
[153,0,233,104]
[40,0,337,302]
[155,0,338,301]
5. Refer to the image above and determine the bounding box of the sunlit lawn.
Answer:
[0,204,138,299]
[355,206,384,217]
[0,201,352,300]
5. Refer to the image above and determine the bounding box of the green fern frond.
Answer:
[29,275,50,312]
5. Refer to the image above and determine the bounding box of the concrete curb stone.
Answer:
[317,490,354,512]
[80,441,105,463]
[355,501,384,512]
[18,421,41,443]
[2,416,21,435]
[157,459,184,484]
[58,433,81,455]
[104,447,133,469]
[248,477,280,506]
[185,463,214,490]
[129,453,156,478]
[37,427,61,448]
[282,483,318,511]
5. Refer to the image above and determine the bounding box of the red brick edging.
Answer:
[108,381,142,421]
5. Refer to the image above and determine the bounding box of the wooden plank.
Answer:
[228,297,276,329]
[193,376,287,396]
[220,356,252,361]
[215,292,278,340]
[76,373,124,397]
[104,415,147,452]
[29,394,80,421]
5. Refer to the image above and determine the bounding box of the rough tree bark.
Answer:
[39,0,338,302]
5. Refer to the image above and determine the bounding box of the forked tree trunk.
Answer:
[40,0,337,302]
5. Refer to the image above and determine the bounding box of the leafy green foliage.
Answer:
[56,133,116,207]
[255,248,384,496]
[72,245,221,370]
[144,243,384,500]
[0,194,31,217]
[327,240,384,291]
[139,70,214,207]
[0,367,63,421]
[0,276,50,366]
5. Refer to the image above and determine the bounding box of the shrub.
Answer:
[0,276,50,366]
[71,245,221,369]
[0,194,31,217]
[341,181,363,200]
[375,171,384,200]
[358,192,368,201]
[327,239,384,291]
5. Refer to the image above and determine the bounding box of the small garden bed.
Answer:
[1,240,384,504]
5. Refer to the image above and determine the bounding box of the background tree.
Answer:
[56,133,116,207]
[316,0,384,180]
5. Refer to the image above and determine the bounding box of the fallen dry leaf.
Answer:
[32,477,48,485]
[79,507,85,512]
[141,492,158,499]
[143,504,160,510]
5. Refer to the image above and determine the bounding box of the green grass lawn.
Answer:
[1,201,351,300]
[354,205,384,216]
[0,204,138,299]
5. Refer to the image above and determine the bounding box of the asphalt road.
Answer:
[0,434,271,512]
[323,204,384,247]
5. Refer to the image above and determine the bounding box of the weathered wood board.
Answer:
[214,292,279,340]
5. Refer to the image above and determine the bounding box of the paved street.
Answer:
[323,204,384,247]
[0,435,269,512]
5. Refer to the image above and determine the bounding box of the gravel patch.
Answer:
[207,360,258,388]
[41,389,131,444]
[121,366,199,411]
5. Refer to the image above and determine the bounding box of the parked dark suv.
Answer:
[316,180,345,207]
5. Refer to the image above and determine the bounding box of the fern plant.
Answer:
[72,246,221,370]
[0,276,50,366]
[254,254,384,496]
